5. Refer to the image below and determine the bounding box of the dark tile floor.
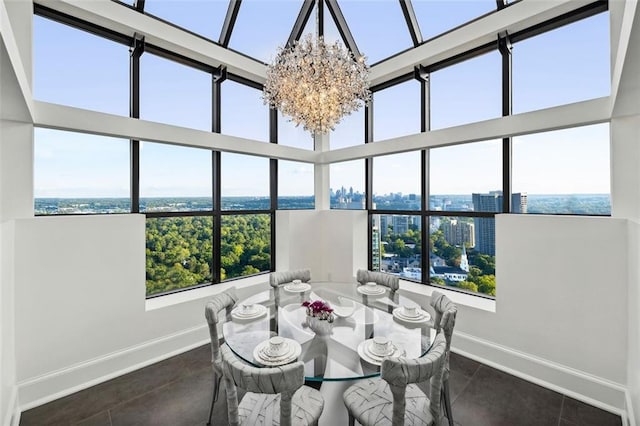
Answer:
[20,345,622,426]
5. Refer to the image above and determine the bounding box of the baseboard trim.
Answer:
[17,324,209,411]
[625,389,636,426]
[452,330,627,416]
[3,386,20,426]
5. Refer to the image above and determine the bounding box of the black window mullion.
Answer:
[416,65,429,284]
[130,34,144,214]
[499,33,512,213]
[212,67,226,284]
[270,108,278,272]
[365,101,374,270]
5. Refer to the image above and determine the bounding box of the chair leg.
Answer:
[207,375,220,425]
[348,413,355,426]
[443,379,454,426]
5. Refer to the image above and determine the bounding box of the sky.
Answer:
[32,1,611,199]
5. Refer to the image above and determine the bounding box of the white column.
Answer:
[314,132,330,210]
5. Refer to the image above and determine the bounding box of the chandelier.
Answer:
[263,28,370,135]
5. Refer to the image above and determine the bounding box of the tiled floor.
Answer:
[20,345,622,426]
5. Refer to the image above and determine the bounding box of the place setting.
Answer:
[356,281,386,297]
[253,336,302,366]
[231,303,268,322]
[392,304,431,324]
[357,336,405,366]
[283,279,311,293]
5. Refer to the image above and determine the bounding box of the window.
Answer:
[34,128,130,214]
[513,13,610,113]
[140,53,212,131]
[278,111,314,150]
[512,124,611,215]
[221,214,271,280]
[139,142,212,212]
[412,1,496,41]
[430,51,501,130]
[373,152,421,211]
[221,81,269,142]
[371,214,422,278]
[373,80,421,141]
[221,153,270,210]
[330,109,365,150]
[33,16,128,116]
[143,0,227,41]
[331,160,365,210]
[278,161,314,209]
[146,216,213,297]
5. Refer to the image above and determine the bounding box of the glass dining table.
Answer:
[222,281,436,382]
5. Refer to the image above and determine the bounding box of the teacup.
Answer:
[241,304,257,315]
[365,282,378,290]
[291,279,303,288]
[265,336,287,357]
[370,336,392,356]
[402,305,419,318]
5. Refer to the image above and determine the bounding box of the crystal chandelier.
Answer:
[263,15,370,135]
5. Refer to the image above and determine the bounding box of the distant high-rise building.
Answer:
[392,215,409,235]
[372,216,381,271]
[380,215,390,237]
[472,191,526,255]
[442,219,475,248]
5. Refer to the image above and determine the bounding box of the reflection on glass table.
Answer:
[222,282,436,382]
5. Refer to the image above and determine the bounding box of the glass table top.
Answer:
[222,281,436,382]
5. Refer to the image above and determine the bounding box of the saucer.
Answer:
[392,307,431,323]
[357,339,404,366]
[357,285,386,296]
[231,304,267,320]
[253,338,302,366]
[283,282,311,293]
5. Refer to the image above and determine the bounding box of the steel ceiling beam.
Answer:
[399,0,423,47]
[325,0,361,58]
[287,0,316,47]
[219,0,242,47]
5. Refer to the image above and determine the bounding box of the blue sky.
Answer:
[33,1,610,199]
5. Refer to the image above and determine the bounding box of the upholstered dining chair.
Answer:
[219,343,325,426]
[343,332,448,426]
[430,291,458,426]
[269,269,311,288]
[356,269,400,292]
[204,288,238,426]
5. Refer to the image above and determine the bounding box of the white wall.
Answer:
[628,220,640,426]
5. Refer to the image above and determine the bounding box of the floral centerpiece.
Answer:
[302,299,334,323]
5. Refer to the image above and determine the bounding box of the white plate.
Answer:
[364,341,397,359]
[283,283,311,293]
[357,285,386,296]
[332,297,356,318]
[231,304,268,320]
[253,338,302,366]
[357,339,405,366]
[392,307,431,323]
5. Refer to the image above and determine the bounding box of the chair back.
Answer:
[269,269,311,288]
[204,288,238,368]
[381,332,448,425]
[429,291,457,355]
[356,269,400,291]
[220,344,305,426]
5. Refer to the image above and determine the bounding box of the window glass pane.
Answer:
[33,16,128,116]
[412,1,496,41]
[140,142,212,212]
[339,1,413,64]
[371,214,422,279]
[278,111,314,150]
[221,214,271,280]
[373,80,421,141]
[513,13,610,113]
[331,160,365,209]
[430,140,501,212]
[140,53,212,131]
[430,216,495,297]
[430,51,501,130]
[34,128,130,214]
[278,161,314,209]
[330,109,364,149]
[146,216,213,297]
[144,0,227,41]
[222,81,269,142]
[512,124,611,215]
[229,0,301,63]
[221,153,270,210]
[373,152,421,211]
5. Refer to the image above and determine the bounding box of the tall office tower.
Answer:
[472,191,526,255]
[442,219,475,248]
[379,215,389,238]
[371,215,382,271]
[392,215,410,235]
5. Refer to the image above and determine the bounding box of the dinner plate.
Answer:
[253,338,302,366]
[392,307,431,323]
[283,283,311,293]
[231,304,268,320]
[357,339,405,366]
[357,285,386,296]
